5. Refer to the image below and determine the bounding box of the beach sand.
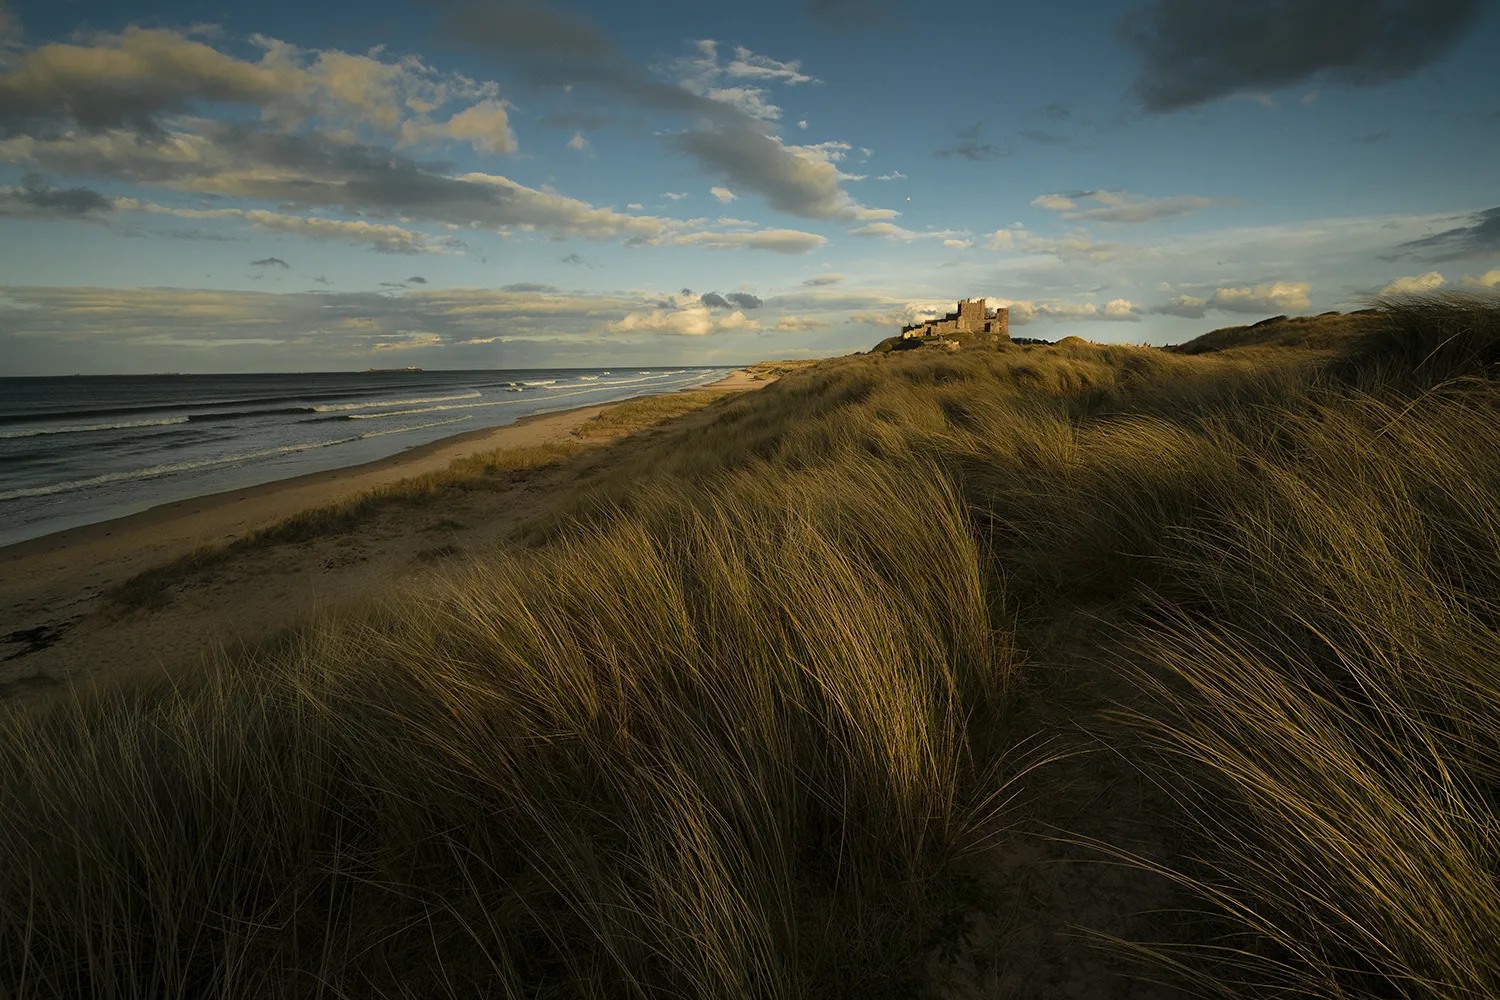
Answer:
[0,369,766,699]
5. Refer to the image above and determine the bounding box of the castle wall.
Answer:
[985,307,1010,339]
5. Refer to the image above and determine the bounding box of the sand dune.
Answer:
[0,369,764,699]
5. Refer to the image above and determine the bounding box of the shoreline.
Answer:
[0,399,601,563]
[0,367,764,697]
[0,369,752,564]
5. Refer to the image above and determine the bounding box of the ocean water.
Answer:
[0,367,732,547]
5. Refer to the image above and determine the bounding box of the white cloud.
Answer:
[608,306,759,336]
[565,131,592,154]
[661,191,690,200]
[127,201,464,253]
[1030,194,1077,211]
[1461,269,1500,289]
[848,222,902,237]
[943,239,973,249]
[0,28,518,156]
[876,170,907,181]
[710,185,737,204]
[400,98,515,155]
[1152,281,1314,318]
[1154,294,1209,317]
[851,222,968,241]
[797,119,808,129]
[725,46,817,85]
[1378,271,1446,295]
[626,202,644,210]
[773,315,832,332]
[0,28,298,130]
[645,228,827,254]
[977,297,1140,324]
[791,140,851,163]
[704,85,783,120]
[1037,302,1099,320]
[667,127,896,222]
[1031,189,1239,224]
[373,332,443,352]
[1210,280,1312,313]
[986,226,1124,263]
[873,299,961,327]
[454,171,678,240]
[667,41,819,123]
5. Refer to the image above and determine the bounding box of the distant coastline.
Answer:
[0,366,732,548]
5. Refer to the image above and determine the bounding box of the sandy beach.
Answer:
[0,368,766,699]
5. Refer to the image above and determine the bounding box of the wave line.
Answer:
[0,436,360,502]
[0,417,190,440]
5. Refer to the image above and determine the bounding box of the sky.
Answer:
[0,0,1497,374]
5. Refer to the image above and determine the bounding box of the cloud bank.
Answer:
[1124,0,1483,112]
[1150,281,1314,317]
[1031,189,1240,223]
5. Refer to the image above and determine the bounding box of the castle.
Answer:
[901,298,1010,340]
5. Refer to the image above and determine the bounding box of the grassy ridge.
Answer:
[3,455,1013,999]
[1163,308,1384,355]
[4,294,1499,997]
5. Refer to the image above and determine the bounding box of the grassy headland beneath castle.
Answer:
[2,295,1498,998]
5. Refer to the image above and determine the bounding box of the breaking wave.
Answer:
[0,417,190,440]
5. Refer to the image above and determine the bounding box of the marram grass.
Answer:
[4,293,1500,998]
[2,455,1015,999]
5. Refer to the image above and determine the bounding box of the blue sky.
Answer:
[1,0,1496,374]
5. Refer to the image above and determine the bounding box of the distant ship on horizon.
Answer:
[362,367,424,373]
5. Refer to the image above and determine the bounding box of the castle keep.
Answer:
[901,298,1010,341]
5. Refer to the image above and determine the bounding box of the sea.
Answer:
[0,367,734,548]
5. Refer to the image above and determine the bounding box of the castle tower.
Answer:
[957,298,986,333]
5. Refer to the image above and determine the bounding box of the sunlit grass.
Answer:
[7,294,1500,997]
[569,389,732,439]
[108,387,739,609]
[3,454,1016,998]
